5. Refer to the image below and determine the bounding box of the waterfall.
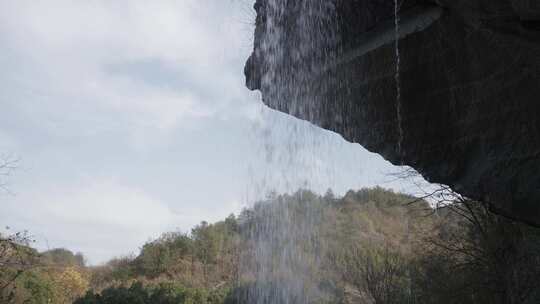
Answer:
[259,0,340,124]
[236,192,327,304]
[242,1,449,302]
[242,0,342,303]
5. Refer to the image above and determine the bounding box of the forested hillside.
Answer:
[2,188,539,303]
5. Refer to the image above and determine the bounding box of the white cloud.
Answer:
[2,179,186,264]
[0,130,18,152]
[0,0,255,137]
[45,181,177,230]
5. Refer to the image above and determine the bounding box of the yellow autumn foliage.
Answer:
[50,266,89,303]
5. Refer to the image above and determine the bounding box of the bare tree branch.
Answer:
[0,154,19,195]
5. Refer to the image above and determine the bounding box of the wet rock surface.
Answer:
[245,0,540,224]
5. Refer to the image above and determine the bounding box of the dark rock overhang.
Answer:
[245,0,540,225]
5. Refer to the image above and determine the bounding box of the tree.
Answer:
[192,222,220,280]
[50,266,89,303]
[41,248,86,267]
[341,244,412,304]
[0,154,18,194]
[412,199,540,304]
[74,282,222,304]
[18,270,55,304]
[0,229,39,301]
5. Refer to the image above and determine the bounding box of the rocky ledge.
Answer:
[245,0,540,225]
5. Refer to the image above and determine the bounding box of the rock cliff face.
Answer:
[245,0,540,224]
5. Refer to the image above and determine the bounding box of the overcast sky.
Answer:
[0,0,422,264]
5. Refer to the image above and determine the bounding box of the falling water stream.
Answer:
[241,1,341,303]
[242,0,405,303]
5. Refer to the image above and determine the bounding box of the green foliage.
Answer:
[41,248,85,267]
[131,218,239,283]
[137,239,176,278]
[340,245,412,304]
[74,282,228,304]
[5,187,540,304]
[1,243,89,304]
[19,271,55,304]
[410,201,540,304]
